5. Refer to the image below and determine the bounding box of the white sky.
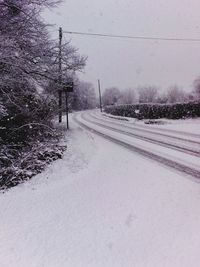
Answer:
[43,0,200,92]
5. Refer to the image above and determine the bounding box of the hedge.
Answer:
[104,101,200,120]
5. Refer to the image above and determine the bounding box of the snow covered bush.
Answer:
[0,141,66,189]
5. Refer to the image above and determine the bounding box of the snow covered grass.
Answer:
[102,112,130,121]
[102,112,200,135]
[139,117,200,134]
[1,115,200,266]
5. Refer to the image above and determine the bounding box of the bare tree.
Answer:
[70,80,97,111]
[137,86,158,103]
[118,88,136,105]
[102,87,121,106]
[166,85,186,103]
[193,77,200,99]
[0,0,86,88]
[156,92,168,104]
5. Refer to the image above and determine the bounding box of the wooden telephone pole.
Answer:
[98,79,103,112]
[58,27,62,123]
[58,27,74,129]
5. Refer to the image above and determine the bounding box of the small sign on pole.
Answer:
[63,81,74,130]
[63,82,74,93]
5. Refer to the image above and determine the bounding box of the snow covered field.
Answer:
[1,111,200,267]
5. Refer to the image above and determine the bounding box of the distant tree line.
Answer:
[69,79,97,111]
[102,78,200,106]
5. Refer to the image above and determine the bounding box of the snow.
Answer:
[80,112,200,173]
[102,112,131,121]
[1,113,200,267]
[103,112,200,136]
[135,117,200,136]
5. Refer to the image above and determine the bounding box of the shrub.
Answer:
[104,101,200,120]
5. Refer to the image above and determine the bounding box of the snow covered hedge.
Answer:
[104,101,200,120]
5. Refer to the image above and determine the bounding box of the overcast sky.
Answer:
[43,0,200,92]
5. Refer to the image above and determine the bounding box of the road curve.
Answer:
[100,112,200,139]
[87,112,200,157]
[73,111,200,181]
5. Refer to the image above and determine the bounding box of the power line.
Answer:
[63,30,200,42]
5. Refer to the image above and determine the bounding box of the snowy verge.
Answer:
[137,117,200,134]
[102,112,200,135]
[102,112,131,121]
[11,117,98,191]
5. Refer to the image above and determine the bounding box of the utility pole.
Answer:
[58,27,62,123]
[63,81,73,130]
[98,79,103,112]
[65,91,69,129]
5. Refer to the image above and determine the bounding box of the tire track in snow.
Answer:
[92,112,200,145]
[101,112,200,139]
[86,112,200,157]
[73,112,200,181]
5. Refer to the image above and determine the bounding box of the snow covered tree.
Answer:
[118,88,137,105]
[70,80,97,111]
[166,85,186,103]
[0,0,87,188]
[0,0,85,143]
[193,77,200,99]
[102,87,121,106]
[137,86,158,103]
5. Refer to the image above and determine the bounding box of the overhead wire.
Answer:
[63,30,200,42]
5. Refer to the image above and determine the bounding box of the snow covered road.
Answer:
[74,111,200,180]
[1,111,200,267]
